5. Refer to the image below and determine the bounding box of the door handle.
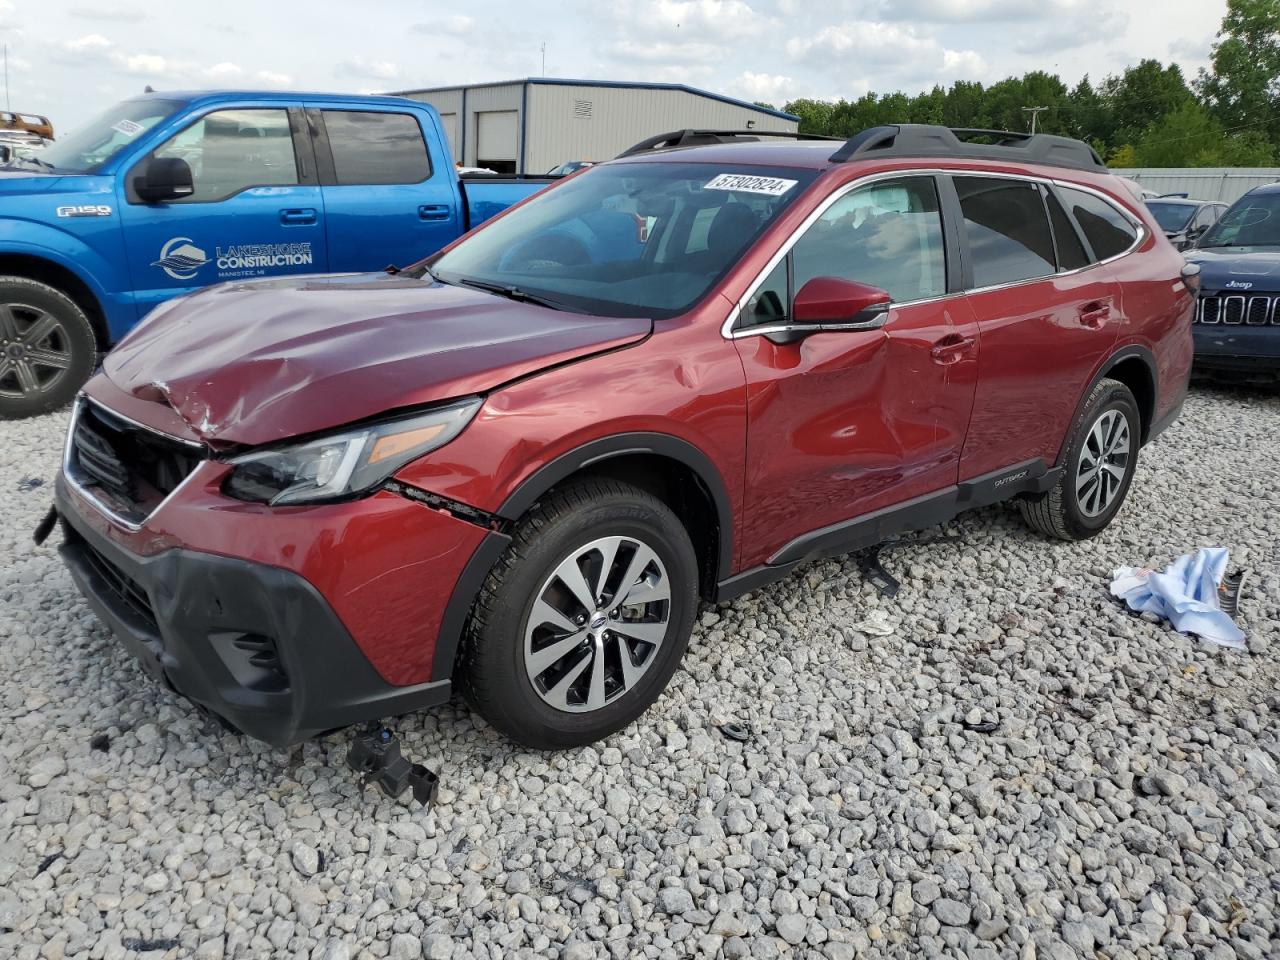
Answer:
[930,334,975,365]
[1078,300,1111,329]
[279,208,317,225]
[418,204,451,221]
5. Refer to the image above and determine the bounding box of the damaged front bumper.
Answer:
[53,471,506,746]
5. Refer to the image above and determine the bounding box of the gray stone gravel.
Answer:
[2,384,1279,959]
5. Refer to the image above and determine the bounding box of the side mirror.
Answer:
[765,277,891,345]
[134,157,194,203]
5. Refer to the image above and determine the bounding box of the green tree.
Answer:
[784,98,838,136]
[1100,59,1195,145]
[1131,100,1274,166]
[1198,0,1280,148]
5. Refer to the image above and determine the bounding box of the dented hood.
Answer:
[103,273,651,447]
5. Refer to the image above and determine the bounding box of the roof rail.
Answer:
[829,124,1106,171]
[617,128,840,158]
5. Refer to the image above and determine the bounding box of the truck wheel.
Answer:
[0,277,98,419]
[459,478,698,750]
[1018,378,1141,541]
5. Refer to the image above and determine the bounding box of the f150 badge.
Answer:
[56,204,112,218]
[1223,280,1254,290]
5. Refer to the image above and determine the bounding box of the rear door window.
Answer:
[322,110,431,185]
[955,177,1056,287]
[1059,187,1138,261]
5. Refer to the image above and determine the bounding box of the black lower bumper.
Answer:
[1192,353,1280,382]
[55,479,451,746]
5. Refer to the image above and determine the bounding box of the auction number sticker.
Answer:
[111,118,144,137]
[704,173,798,196]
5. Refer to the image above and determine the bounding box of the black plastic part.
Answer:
[33,505,57,545]
[718,722,751,742]
[617,128,841,158]
[854,546,900,597]
[55,476,452,746]
[346,725,440,806]
[1219,569,1249,619]
[828,124,1106,172]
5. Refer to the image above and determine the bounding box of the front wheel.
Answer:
[0,277,98,419]
[1018,377,1140,541]
[459,478,698,749]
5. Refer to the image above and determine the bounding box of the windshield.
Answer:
[1199,193,1280,248]
[429,161,818,319]
[40,98,182,173]
[1145,201,1196,233]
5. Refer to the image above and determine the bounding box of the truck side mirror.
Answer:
[134,157,195,203]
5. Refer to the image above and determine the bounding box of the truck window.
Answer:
[322,111,431,185]
[150,108,299,203]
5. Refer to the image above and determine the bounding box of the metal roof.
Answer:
[385,77,800,122]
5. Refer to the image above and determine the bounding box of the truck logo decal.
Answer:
[1223,280,1253,290]
[152,237,210,281]
[56,204,112,218]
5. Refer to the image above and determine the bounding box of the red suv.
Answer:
[52,125,1194,749]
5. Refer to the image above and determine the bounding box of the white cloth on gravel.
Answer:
[1110,547,1246,649]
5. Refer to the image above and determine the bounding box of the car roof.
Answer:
[1145,198,1203,206]
[137,90,422,109]
[1245,182,1280,196]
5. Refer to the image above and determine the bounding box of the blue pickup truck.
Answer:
[0,91,550,417]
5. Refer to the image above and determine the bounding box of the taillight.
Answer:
[1180,261,1201,295]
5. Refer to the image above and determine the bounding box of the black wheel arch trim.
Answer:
[1055,344,1159,467]
[431,432,735,683]
[494,432,735,578]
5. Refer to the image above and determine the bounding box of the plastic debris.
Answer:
[962,719,1000,734]
[718,722,751,742]
[1110,547,1246,649]
[848,610,895,637]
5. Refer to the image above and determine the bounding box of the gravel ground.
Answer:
[1,384,1278,960]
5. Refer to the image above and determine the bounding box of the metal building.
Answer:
[387,77,800,175]
[1112,167,1280,204]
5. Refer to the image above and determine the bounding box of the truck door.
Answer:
[309,107,463,271]
[118,106,327,318]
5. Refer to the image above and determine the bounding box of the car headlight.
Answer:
[223,398,481,506]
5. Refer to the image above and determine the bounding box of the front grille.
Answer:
[79,536,157,628]
[1196,294,1280,325]
[67,401,204,526]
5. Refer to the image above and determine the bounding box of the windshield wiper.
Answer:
[1200,241,1280,248]
[455,276,570,311]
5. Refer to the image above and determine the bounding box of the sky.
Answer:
[0,0,1230,131]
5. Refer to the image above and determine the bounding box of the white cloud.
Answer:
[63,34,113,53]
[255,69,294,87]
[334,57,400,81]
[610,0,771,41]
[67,6,145,22]
[736,71,796,104]
[205,61,243,80]
[441,14,474,34]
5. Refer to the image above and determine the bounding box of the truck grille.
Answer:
[78,534,158,629]
[1196,294,1280,325]
[66,399,205,528]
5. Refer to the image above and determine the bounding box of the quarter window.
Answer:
[1060,187,1138,261]
[323,111,431,185]
[955,177,1056,287]
[1045,189,1091,271]
[150,108,298,203]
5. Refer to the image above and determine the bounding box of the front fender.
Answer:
[0,220,129,337]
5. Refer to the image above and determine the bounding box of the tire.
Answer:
[1018,377,1141,541]
[458,478,698,750]
[0,277,98,419]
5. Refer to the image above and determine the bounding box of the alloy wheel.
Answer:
[1075,408,1131,518]
[523,535,671,714]
[0,303,73,400]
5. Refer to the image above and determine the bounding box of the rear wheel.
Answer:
[0,277,98,419]
[459,478,698,749]
[1018,377,1140,540]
